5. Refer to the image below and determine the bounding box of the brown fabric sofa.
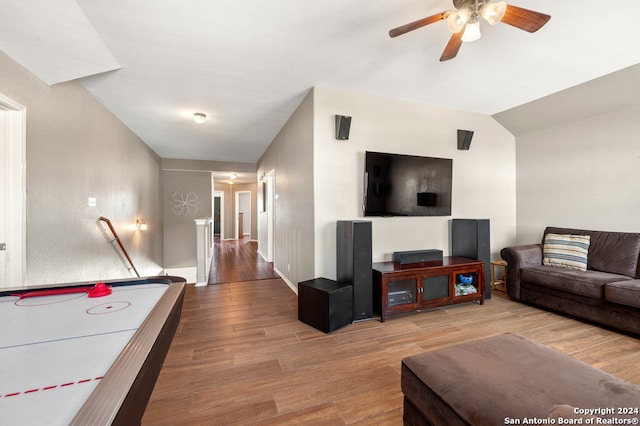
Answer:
[500,226,640,335]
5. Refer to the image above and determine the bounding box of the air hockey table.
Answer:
[0,276,186,426]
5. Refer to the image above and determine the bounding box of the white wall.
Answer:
[313,87,516,280]
[516,106,640,244]
[0,50,164,286]
[257,90,315,288]
[162,170,212,270]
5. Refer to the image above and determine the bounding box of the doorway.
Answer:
[0,93,26,288]
[213,190,225,240]
[235,191,251,239]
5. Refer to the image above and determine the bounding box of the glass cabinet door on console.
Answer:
[422,274,450,302]
[387,277,419,309]
[373,270,423,319]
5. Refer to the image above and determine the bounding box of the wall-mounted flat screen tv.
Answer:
[364,151,452,217]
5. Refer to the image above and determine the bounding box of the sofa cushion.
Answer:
[521,265,632,299]
[605,280,640,309]
[543,233,590,271]
[544,227,640,278]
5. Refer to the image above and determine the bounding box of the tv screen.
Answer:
[364,151,452,217]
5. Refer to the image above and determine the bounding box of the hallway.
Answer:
[207,237,280,284]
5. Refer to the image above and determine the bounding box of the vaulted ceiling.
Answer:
[2,0,640,164]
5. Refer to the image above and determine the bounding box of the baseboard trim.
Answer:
[274,267,297,295]
[163,267,198,285]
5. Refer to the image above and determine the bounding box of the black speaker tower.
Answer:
[451,218,491,299]
[337,220,373,321]
[335,115,352,140]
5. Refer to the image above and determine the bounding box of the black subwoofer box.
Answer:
[451,218,491,298]
[393,249,443,264]
[337,220,373,321]
[298,278,353,333]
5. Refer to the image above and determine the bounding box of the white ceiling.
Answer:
[493,62,640,136]
[2,0,640,164]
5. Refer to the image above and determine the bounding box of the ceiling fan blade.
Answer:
[440,30,464,61]
[389,11,449,38]
[501,4,551,33]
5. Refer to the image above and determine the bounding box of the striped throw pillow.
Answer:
[543,233,590,271]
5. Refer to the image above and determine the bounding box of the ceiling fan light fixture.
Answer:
[481,1,507,25]
[461,20,481,42]
[388,1,550,61]
[446,7,470,33]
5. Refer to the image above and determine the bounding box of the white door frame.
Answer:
[234,190,251,239]
[266,169,275,262]
[0,93,26,288]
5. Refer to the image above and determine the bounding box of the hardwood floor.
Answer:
[142,279,640,425]
[208,237,280,284]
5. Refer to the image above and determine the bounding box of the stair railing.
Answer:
[99,216,140,277]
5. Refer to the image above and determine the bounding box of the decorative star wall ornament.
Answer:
[172,191,200,216]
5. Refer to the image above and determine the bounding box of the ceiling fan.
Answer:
[389,0,550,61]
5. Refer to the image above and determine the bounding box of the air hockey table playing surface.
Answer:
[0,276,185,426]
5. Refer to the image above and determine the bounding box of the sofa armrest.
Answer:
[500,244,543,300]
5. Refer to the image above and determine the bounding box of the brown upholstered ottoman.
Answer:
[402,333,640,425]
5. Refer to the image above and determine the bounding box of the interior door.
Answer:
[235,191,251,239]
[213,196,221,235]
[0,94,26,288]
[0,111,7,286]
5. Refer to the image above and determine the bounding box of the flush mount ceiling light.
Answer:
[389,0,550,61]
[193,112,207,124]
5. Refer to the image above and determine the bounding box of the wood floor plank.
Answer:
[191,366,328,411]
[278,339,386,373]
[334,383,404,425]
[272,366,399,415]
[188,393,279,425]
[142,395,192,425]
[321,343,424,378]
[232,335,341,367]
[249,402,344,425]
[350,408,403,426]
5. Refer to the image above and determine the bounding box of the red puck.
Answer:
[88,282,112,298]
